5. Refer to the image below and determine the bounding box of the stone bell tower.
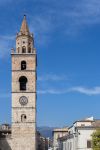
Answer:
[11,15,36,150]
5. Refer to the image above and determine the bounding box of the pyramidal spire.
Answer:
[20,15,30,35]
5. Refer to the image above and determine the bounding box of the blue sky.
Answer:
[0,0,100,127]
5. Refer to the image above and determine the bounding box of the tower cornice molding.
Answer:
[16,33,33,39]
[11,53,36,55]
[12,107,36,109]
[12,70,36,72]
[11,91,37,94]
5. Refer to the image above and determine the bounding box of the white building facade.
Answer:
[58,117,100,150]
[53,128,68,150]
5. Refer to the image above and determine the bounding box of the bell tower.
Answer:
[11,15,36,150]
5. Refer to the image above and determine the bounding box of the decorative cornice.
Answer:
[12,70,36,72]
[12,107,36,109]
[11,91,37,93]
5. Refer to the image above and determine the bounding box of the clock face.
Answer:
[19,96,28,106]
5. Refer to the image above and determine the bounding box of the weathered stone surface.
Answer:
[0,16,37,150]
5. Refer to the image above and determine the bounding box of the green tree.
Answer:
[92,129,100,150]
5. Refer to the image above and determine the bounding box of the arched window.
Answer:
[21,61,26,70]
[21,114,27,122]
[19,76,27,91]
[22,46,26,53]
[28,47,31,53]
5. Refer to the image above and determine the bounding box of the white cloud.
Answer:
[38,89,69,94]
[68,0,100,24]
[29,15,53,45]
[1,0,100,56]
[38,74,68,81]
[0,35,15,40]
[0,35,14,58]
[71,86,100,96]
[38,86,100,96]
[59,0,100,35]
[29,0,100,39]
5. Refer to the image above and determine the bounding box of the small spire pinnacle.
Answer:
[24,14,26,19]
[20,15,30,35]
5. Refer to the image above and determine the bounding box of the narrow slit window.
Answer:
[21,61,26,70]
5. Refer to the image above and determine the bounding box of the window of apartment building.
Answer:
[87,140,92,148]
[68,142,69,150]
[81,124,85,127]
[70,142,72,150]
